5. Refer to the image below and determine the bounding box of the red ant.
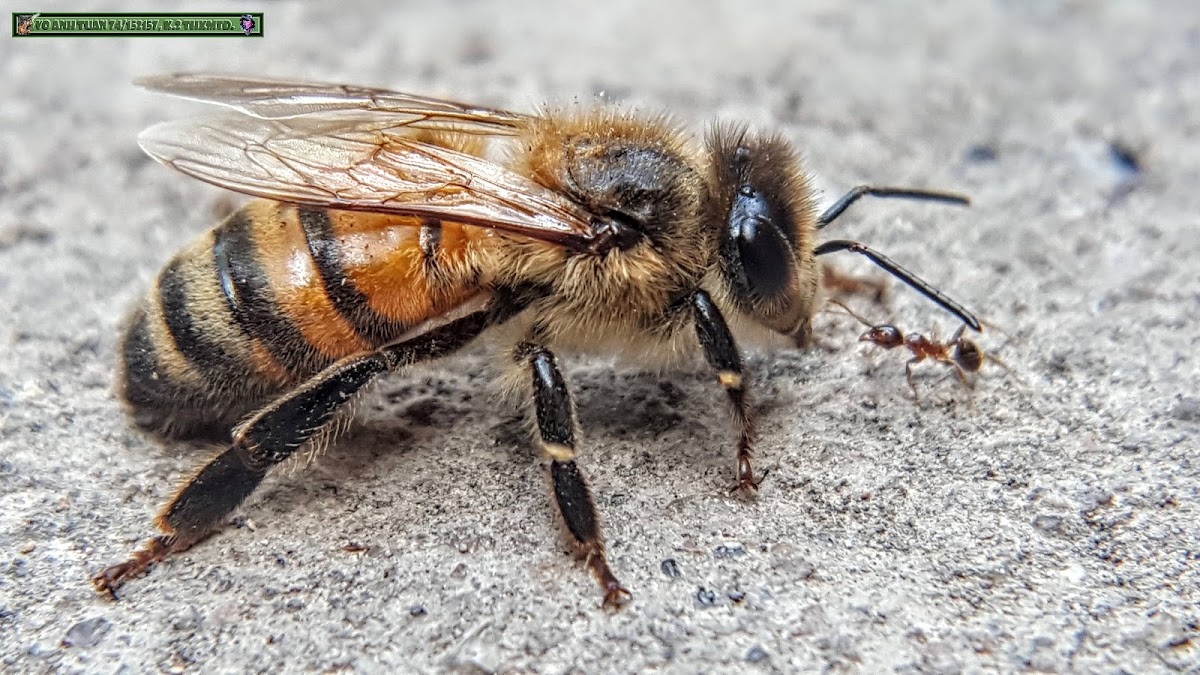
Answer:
[828,300,1012,400]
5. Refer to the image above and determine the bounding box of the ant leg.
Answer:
[949,362,982,413]
[690,291,760,494]
[515,342,630,608]
[987,354,1016,377]
[93,303,499,597]
[951,363,972,387]
[905,359,923,401]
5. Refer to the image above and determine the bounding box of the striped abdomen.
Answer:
[119,200,487,439]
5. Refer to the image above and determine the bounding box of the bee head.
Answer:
[704,125,820,344]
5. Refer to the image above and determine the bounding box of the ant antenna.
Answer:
[814,240,981,332]
[824,299,876,327]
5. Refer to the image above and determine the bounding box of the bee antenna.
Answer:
[816,186,971,230]
[814,239,981,332]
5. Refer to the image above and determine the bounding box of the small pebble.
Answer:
[660,558,681,578]
[714,544,746,559]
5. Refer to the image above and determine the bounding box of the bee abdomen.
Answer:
[296,206,413,346]
[118,209,305,440]
[119,200,485,441]
[211,205,338,375]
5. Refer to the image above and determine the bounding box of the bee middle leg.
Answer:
[515,341,631,608]
[93,305,498,597]
[689,291,761,494]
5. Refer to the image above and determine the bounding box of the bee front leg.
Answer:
[690,291,761,495]
[515,342,630,609]
[93,307,496,597]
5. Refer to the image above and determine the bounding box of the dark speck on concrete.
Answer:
[713,544,746,559]
[964,143,998,163]
[1109,139,1144,176]
[458,33,493,65]
[1169,395,1200,422]
[746,646,769,663]
[695,587,718,606]
[404,398,442,426]
[660,558,681,578]
[0,224,54,250]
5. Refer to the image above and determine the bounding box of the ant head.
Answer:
[860,325,904,349]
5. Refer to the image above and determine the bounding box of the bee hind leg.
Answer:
[94,353,391,597]
[516,341,631,609]
[690,291,761,495]
[93,306,498,597]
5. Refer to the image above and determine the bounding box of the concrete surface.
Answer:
[2,0,1198,672]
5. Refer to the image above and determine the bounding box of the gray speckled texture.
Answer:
[2,1,1198,672]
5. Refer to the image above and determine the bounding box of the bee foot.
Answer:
[601,582,633,609]
[91,534,175,598]
[728,467,769,497]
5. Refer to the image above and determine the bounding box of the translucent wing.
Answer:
[138,86,598,248]
[136,73,525,134]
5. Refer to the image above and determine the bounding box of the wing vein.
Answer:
[136,76,598,248]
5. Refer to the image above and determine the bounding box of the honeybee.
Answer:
[93,74,982,607]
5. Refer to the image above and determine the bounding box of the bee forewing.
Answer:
[135,73,526,134]
[138,112,596,247]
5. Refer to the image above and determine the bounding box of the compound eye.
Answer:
[729,186,794,299]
